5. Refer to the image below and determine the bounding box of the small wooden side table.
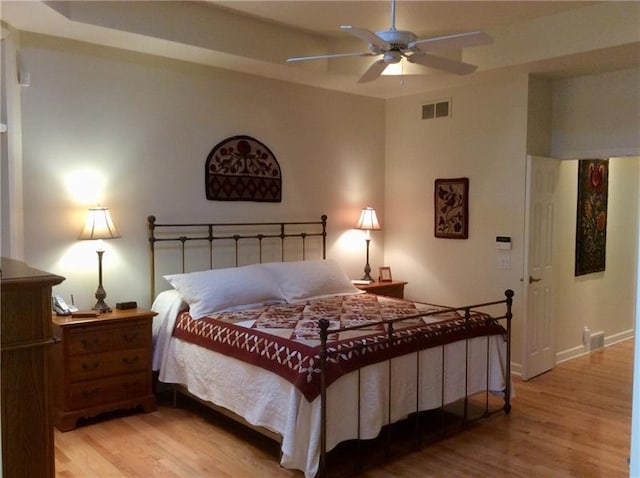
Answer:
[52,307,157,431]
[355,280,408,299]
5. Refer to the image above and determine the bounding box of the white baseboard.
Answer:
[556,344,590,365]
[605,328,635,347]
[510,328,634,375]
[510,362,522,377]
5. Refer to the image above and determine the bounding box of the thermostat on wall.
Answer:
[496,236,512,250]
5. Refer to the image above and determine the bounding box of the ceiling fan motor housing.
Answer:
[383,51,402,63]
[375,29,417,50]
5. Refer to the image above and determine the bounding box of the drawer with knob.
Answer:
[69,372,150,409]
[68,348,149,381]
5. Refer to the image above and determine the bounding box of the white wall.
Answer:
[552,68,640,159]
[553,158,639,358]
[632,215,640,476]
[9,27,640,369]
[385,69,640,369]
[551,68,640,477]
[550,69,640,357]
[0,29,25,260]
[526,76,552,157]
[15,33,385,308]
[384,73,529,356]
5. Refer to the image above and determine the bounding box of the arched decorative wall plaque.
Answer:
[205,135,282,202]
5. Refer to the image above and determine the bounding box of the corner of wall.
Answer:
[1,26,25,259]
[526,75,553,157]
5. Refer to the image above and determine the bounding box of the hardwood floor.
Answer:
[55,340,633,477]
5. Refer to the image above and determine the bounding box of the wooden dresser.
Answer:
[1,257,65,478]
[52,308,157,431]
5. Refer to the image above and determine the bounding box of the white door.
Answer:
[522,155,560,380]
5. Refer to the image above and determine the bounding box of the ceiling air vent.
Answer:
[422,99,451,120]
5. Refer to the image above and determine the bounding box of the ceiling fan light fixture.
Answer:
[381,60,404,76]
[383,51,402,64]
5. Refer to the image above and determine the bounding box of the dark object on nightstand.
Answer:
[52,308,157,431]
[354,280,408,299]
[116,301,138,310]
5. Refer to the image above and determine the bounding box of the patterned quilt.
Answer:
[172,293,505,401]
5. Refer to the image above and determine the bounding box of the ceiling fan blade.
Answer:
[287,52,375,63]
[341,26,389,51]
[358,59,388,83]
[407,52,478,75]
[409,31,492,52]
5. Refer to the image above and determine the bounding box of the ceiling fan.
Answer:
[287,0,492,83]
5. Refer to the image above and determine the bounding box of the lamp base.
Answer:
[361,271,375,282]
[361,263,374,283]
[92,300,112,314]
[361,237,374,283]
[92,283,112,313]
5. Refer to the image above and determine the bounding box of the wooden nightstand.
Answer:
[52,308,157,431]
[355,280,408,299]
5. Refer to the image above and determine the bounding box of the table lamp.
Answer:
[79,206,121,312]
[356,206,381,282]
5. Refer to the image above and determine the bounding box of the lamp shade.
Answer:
[356,207,381,231]
[79,206,121,240]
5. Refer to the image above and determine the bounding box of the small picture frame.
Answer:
[379,266,392,282]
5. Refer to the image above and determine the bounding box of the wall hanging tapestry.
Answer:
[434,177,469,239]
[575,158,608,276]
[205,135,282,202]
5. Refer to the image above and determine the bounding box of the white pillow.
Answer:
[263,259,361,302]
[164,264,285,319]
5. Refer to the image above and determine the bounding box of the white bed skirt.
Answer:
[158,334,507,478]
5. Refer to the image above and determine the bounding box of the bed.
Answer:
[148,215,513,478]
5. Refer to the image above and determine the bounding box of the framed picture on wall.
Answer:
[575,159,608,276]
[434,177,469,239]
[379,266,392,282]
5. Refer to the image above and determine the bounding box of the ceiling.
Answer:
[211,1,594,38]
[2,1,639,98]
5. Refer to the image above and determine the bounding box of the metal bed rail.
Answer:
[317,289,514,477]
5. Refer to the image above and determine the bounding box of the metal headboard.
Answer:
[147,215,327,302]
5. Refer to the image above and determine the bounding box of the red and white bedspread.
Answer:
[171,293,505,402]
[152,290,508,478]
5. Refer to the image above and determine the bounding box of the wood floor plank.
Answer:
[55,340,633,477]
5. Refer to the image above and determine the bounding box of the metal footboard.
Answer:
[317,289,514,477]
